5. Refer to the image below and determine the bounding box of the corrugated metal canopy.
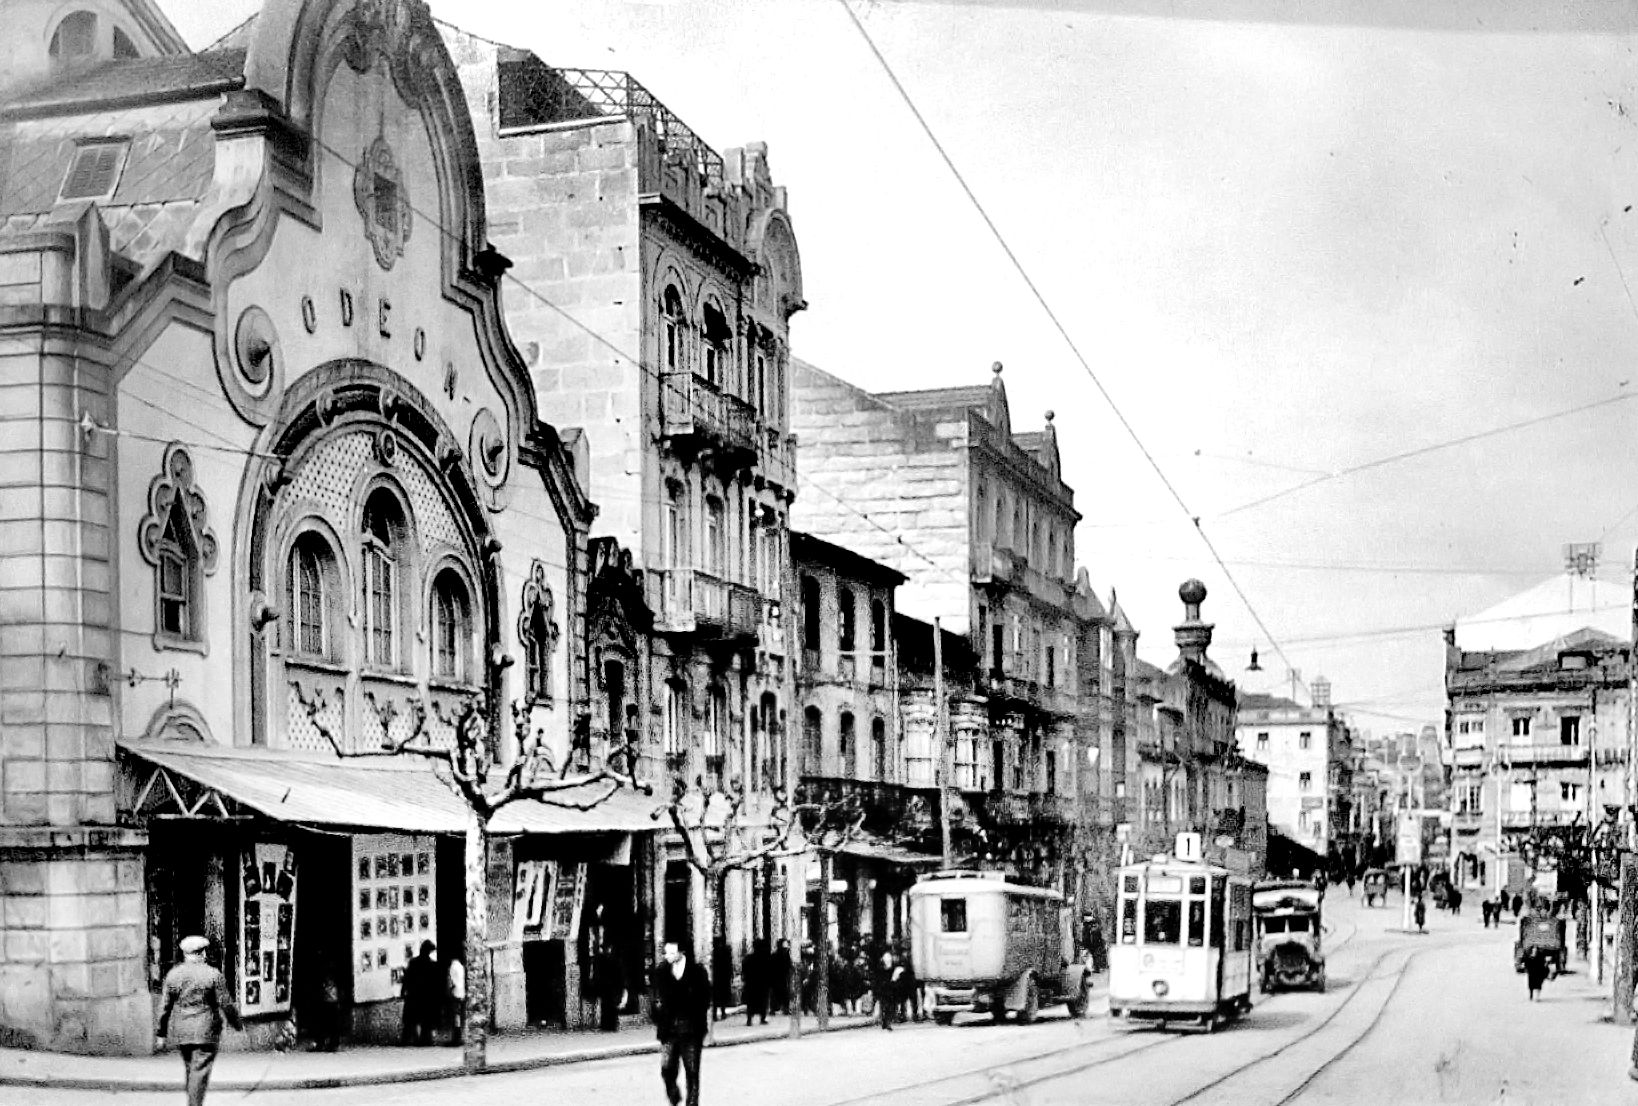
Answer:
[118,741,663,835]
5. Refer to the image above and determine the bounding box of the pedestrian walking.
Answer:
[743,938,769,1026]
[1481,899,1493,928]
[651,938,711,1106]
[156,935,242,1106]
[711,938,732,1022]
[1450,888,1462,916]
[897,941,922,1022]
[872,949,902,1030]
[770,938,792,1015]
[1512,892,1524,918]
[1413,896,1426,933]
[400,940,441,1046]
[446,955,465,1046]
[1524,947,1550,1000]
[1345,871,1356,898]
[596,943,623,1032]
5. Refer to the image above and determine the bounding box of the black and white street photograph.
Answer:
[2,0,1638,1102]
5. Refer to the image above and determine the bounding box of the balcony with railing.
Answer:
[1497,743,1591,767]
[1029,792,1076,825]
[659,371,759,462]
[496,61,743,249]
[970,541,1068,605]
[648,568,761,643]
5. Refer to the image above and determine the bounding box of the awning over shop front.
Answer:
[118,740,663,835]
[832,834,943,869]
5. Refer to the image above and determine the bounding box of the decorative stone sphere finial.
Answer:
[1179,578,1207,605]
[1045,410,1055,423]
[991,361,1004,375]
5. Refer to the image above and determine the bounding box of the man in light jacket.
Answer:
[156,935,241,1106]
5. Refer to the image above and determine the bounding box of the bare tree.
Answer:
[292,681,647,1071]
[659,774,863,1039]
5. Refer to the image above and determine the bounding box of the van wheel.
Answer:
[1066,977,1090,1018]
[1017,978,1040,1025]
[933,1012,955,1026]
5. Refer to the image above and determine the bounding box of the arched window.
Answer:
[430,569,472,682]
[664,681,687,757]
[704,685,728,763]
[112,27,139,58]
[1013,504,1023,551]
[1032,522,1042,565]
[871,716,887,781]
[49,12,97,69]
[701,301,730,389]
[993,494,1006,547]
[288,534,334,658]
[139,444,218,649]
[803,706,822,772]
[361,491,405,668]
[838,586,856,653]
[800,574,820,652]
[156,497,197,639]
[839,711,856,777]
[869,598,886,655]
[662,286,685,374]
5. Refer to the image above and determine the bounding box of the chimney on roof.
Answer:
[1174,579,1213,663]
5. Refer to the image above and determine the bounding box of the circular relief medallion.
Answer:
[469,408,508,486]
[233,306,278,394]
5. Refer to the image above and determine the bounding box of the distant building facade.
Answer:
[1236,683,1354,867]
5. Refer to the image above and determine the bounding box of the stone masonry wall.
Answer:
[790,361,971,633]
[446,31,647,549]
[0,221,151,1054]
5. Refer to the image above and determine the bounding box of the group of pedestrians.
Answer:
[1480,891,1526,928]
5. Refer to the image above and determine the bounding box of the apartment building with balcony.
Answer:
[1444,623,1630,893]
[448,34,803,975]
[1236,680,1354,870]
[789,532,938,950]
[791,360,1119,897]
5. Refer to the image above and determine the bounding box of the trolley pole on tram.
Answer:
[936,617,953,869]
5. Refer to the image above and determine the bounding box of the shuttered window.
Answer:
[60,141,129,202]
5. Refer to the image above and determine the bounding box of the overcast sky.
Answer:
[167,0,1638,734]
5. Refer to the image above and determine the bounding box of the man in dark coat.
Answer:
[711,938,732,1022]
[400,941,441,1046]
[651,938,711,1106]
[596,943,624,1032]
[769,938,792,1015]
[742,938,770,1026]
[156,935,242,1106]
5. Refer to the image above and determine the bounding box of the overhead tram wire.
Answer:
[836,0,1313,693]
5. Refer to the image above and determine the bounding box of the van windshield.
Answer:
[1144,898,1182,944]
[941,898,967,933]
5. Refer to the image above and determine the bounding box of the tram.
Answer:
[1108,833,1255,1031]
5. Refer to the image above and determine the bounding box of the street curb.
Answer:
[0,1018,874,1093]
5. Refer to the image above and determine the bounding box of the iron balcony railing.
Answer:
[648,568,760,641]
[659,370,759,458]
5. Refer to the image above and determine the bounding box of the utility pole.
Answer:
[936,617,953,868]
[1618,547,1638,1024]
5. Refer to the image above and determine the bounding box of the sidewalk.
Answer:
[0,1012,874,1092]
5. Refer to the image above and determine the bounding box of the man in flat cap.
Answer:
[157,935,241,1106]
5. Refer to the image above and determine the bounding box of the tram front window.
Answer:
[1120,897,1138,943]
[1144,898,1182,944]
[941,898,968,933]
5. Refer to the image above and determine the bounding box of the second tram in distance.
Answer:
[1108,833,1255,1031]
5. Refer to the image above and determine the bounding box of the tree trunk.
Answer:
[816,850,832,1031]
[1616,856,1638,1026]
[464,809,491,1071]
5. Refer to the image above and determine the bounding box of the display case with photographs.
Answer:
[239,843,298,1015]
[351,834,437,1002]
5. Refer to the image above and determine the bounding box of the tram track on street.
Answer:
[820,914,1396,1106]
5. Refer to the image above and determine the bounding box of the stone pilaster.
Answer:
[0,213,150,1054]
